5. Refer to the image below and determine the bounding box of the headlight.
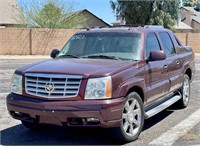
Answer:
[85,77,112,99]
[11,74,22,95]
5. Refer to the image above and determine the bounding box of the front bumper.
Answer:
[7,93,125,128]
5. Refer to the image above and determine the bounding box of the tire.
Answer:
[113,92,144,142]
[21,120,40,130]
[177,74,191,108]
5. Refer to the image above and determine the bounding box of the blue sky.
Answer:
[17,0,116,25]
[75,0,116,24]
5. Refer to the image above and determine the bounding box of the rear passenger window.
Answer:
[159,32,176,56]
[146,33,161,59]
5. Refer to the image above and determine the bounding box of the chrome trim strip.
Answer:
[25,73,82,79]
[145,95,181,118]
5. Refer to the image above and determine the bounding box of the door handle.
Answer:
[163,65,168,70]
[176,60,180,65]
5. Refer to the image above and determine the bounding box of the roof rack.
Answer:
[85,26,108,30]
[110,24,144,28]
[84,25,164,31]
[144,25,164,29]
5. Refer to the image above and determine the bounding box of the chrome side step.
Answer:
[145,95,182,119]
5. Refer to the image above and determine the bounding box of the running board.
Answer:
[145,95,182,119]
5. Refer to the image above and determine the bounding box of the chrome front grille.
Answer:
[25,73,82,98]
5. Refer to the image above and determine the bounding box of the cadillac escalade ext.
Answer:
[7,26,195,142]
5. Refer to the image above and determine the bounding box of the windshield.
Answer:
[58,32,141,60]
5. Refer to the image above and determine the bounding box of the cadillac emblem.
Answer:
[45,82,54,93]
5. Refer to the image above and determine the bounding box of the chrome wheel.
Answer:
[183,77,190,104]
[176,74,190,108]
[113,92,144,142]
[122,98,142,137]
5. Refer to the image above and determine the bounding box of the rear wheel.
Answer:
[177,74,191,108]
[113,92,144,142]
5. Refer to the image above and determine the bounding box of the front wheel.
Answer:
[113,92,144,142]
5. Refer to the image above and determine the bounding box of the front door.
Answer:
[144,32,170,104]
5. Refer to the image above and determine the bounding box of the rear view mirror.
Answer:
[51,49,60,58]
[149,50,166,61]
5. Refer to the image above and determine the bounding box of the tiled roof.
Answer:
[184,7,200,15]
[182,7,200,23]
[174,21,193,29]
[0,0,21,25]
[192,16,200,23]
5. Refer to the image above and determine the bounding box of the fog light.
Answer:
[87,118,99,122]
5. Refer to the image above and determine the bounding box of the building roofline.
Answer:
[68,9,111,27]
[81,9,111,27]
[192,18,200,24]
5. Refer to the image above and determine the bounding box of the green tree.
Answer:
[18,0,86,28]
[149,10,176,30]
[182,0,200,6]
[110,0,179,30]
[111,1,152,25]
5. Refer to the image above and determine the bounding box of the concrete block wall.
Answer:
[175,33,187,46]
[175,33,200,53]
[31,29,79,55]
[187,33,200,53]
[0,28,30,55]
[0,28,80,55]
[0,28,200,55]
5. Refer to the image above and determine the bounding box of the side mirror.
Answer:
[149,50,166,61]
[51,49,60,58]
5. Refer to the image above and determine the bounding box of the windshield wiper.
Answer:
[58,54,80,58]
[85,55,120,60]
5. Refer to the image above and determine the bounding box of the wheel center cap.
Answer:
[128,113,134,123]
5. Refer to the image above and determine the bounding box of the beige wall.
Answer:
[0,28,30,55]
[175,33,200,53]
[31,29,79,55]
[175,33,187,45]
[0,28,200,54]
[187,33,200,53]
[0,28,80,55]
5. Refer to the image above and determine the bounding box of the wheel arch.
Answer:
[126,86,144,103]
[116,77,146,103]
[185,68,192,80]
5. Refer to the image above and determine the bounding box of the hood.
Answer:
[16,58,137,78]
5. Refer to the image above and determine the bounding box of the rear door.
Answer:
[145,32,170,104]
[158,32,182,92]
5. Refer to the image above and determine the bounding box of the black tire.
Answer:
[21,120,40,130]
[113,92,144,142]
[176,74,191,108]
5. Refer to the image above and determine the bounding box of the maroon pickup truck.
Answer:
[7,26,195,142]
